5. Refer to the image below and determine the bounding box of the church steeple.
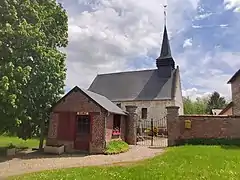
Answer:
[156,5,175,70]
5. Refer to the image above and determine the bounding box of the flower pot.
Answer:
[44,145,64,155]
[7,148,16,156]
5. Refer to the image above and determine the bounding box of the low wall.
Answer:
[178,115,240,139]
[166,106,240,146]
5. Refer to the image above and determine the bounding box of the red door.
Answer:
[74,115,91,151]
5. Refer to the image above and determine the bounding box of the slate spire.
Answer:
[156,5,175,69]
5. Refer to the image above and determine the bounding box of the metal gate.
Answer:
[136,117,168,147]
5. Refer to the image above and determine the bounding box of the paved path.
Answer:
[0,146,164,178]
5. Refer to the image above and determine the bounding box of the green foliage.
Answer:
[0,0,68,142]
[176,138,240,146]
[10,146,240,180]
[183,96,208,114]
[206,91,227,114]
[0,135,39,155]
[7,143,16,149]
[104,140,129,155]
[145,127,159,136]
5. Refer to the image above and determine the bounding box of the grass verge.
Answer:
[9,145,240,180]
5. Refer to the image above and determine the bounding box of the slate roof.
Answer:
[53,86,127,115]
[81,88,127,115]
[88,68,177,101]
[157,26,172,60]
[227,69,240,83]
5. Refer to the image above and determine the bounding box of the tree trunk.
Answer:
[38,120,45,150]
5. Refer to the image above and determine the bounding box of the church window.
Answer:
[142,108,147,119]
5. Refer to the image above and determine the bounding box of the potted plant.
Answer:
[6,143,16,156]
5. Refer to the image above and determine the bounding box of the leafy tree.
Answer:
[0,0,68,149]
[206,91,227,114]
[183,96,208,115]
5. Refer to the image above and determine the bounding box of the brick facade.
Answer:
[178,115,240,139]
[47,89,127,154]
[105,114,114,142]
[166,106,240,145]
[89,110,106,154]
[232,75,240,115]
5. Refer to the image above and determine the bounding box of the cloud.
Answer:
[182,88,211,100]
[58,0,240,101]
[183,38,193,48]
[59,0,199,89]
[224,0,240,11]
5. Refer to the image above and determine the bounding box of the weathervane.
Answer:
[163,4,167,26]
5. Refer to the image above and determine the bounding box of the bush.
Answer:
[104,140,129,155]
[176,138,240,146]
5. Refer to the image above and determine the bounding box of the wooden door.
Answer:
[74,115,91,151]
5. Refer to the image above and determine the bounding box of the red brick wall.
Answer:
[106,114,113,142]
[178,115,240,139]
[48,90,107,153]
[53,90,101,113]
[90,110,106,154]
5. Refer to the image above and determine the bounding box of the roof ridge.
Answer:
[97,68,156,76]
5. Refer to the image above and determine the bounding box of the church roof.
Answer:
[88,68,177,101]
[52,86,127,115]
[157,26,172,60]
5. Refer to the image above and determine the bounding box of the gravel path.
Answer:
[0,146,164,178]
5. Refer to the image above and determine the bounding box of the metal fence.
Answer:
[136,117,168,147]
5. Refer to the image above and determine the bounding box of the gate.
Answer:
[136,116,168,147]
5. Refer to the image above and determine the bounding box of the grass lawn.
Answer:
[0,136,39,155]
[10,145,240,180]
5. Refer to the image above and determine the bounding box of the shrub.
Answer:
[7,143,16,149]
[104,140,129,155]
[175,138,240,146]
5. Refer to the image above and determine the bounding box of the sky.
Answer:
[58,0,240,100]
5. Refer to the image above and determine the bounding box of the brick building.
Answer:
[46,86,137,154]
[227,69,240,116]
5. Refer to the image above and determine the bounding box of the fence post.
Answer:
[151,118,154,146]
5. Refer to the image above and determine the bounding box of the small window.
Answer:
[116,103,121,108]
[142,108,147,119]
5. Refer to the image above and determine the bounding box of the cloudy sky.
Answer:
[58,0,240,100]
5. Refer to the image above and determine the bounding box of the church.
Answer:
[45,12,184,153]
[88,24,184,123]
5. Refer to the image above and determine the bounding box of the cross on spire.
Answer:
[156,4,175,69]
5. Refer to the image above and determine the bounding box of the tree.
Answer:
[206,91,227,114]
[183,96,208,115]
[0,0,68,149]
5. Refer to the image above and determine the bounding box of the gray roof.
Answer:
[54,86,127,115]
[157,25,172,60]
[81,88,127,115]
[88,68,177,101]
